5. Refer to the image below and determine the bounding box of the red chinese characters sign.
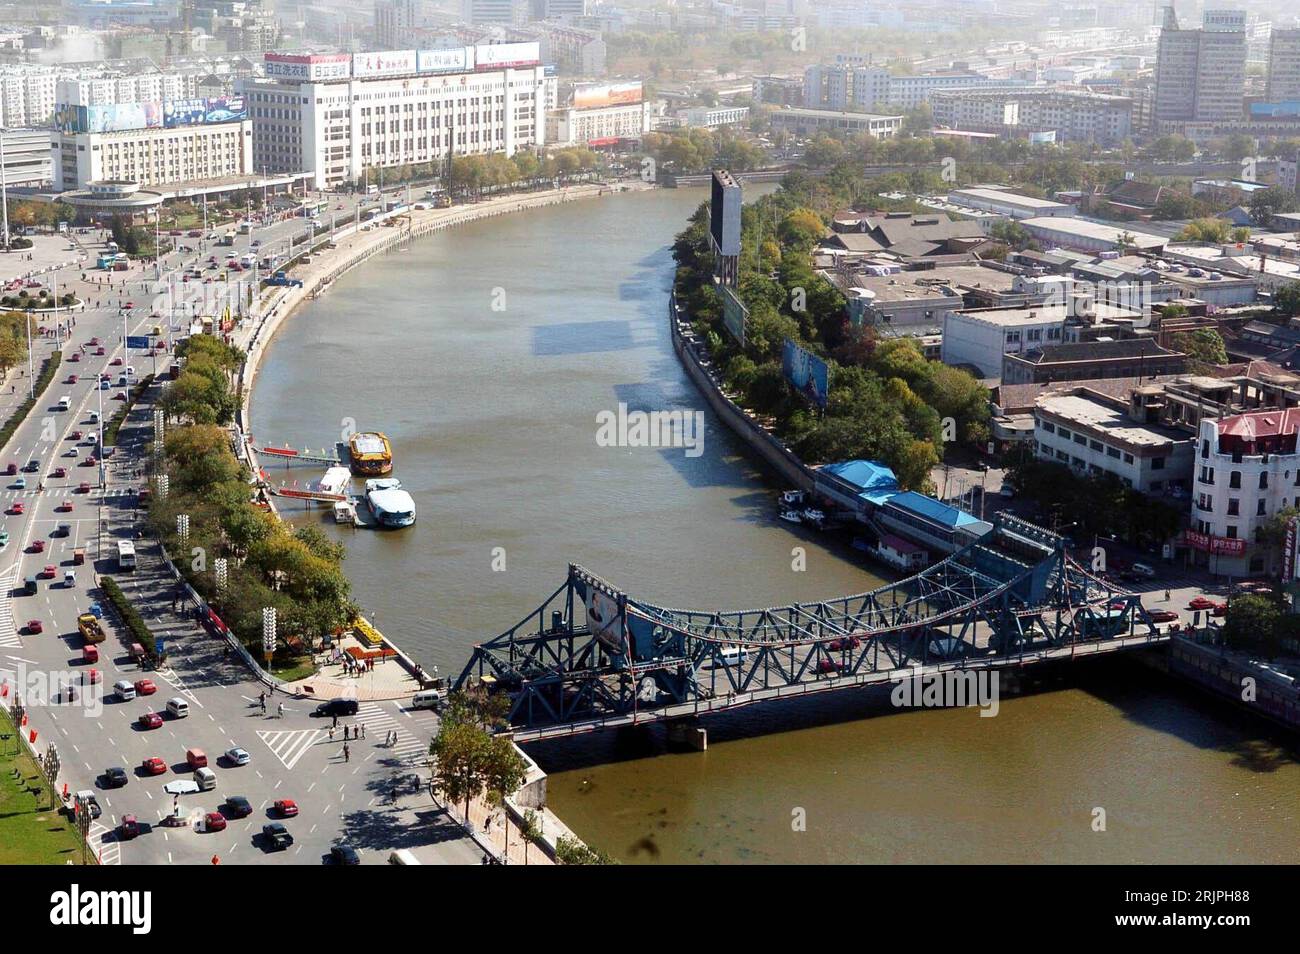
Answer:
[1183,530,1246,557]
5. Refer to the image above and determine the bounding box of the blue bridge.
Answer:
[455,514,1167,742]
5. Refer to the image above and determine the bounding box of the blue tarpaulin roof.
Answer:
[884,491,987,530]
[821,459,898,492]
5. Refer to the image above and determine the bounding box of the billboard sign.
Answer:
[163,96,247,128]
[1182,530,1246,557]
[782,338,829,408]
[264,52,352,82]
[572,572,627,657]
[352,50,417,79]
[417,46,473,74]
[1285,516,1297,580]
[572,82,643,109]
[70,101,162,134]
[473,42,541,70]
[710,170,742,258]
[719,285,748,347]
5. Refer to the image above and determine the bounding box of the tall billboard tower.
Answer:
[709,169,742,288]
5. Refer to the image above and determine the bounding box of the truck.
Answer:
[78,613,106,644]
[267,271,303,288]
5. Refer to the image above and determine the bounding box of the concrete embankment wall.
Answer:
[1140,635,1300,731]
[670,294,814,493]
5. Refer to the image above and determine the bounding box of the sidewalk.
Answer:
[281,633,422,701]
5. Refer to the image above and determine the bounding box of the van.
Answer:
[410,689,444,711]
[58,396,71,411]
[166,697,190,719]
[22,575,36,595]
[64,570,75,588]
[366,185,380,196]
[388,849,421,865]
[88,411,99,424]
[186,748,207,770]
[1130,563,1157,580]
[193,767,216,791]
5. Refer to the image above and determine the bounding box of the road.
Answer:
[0,188,482,865]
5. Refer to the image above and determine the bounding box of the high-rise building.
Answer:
[375,0,419,48]
[1267,28,1300,102]
[1154,7,1246,128]
[461,0,528,25]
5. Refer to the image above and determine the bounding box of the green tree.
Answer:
[1171,328,1228,370]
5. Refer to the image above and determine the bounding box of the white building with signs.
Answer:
[242,45,547,189]
[547,81,650,146]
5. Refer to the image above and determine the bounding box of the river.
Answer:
[249,186,1300,865]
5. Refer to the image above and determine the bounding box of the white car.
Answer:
[163,779,200,796]
[113,680,136,701]
[225,747,251,766]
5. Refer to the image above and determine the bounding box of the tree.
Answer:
[1274,281,1300,317]
[1249,186,1298,225]
[1223,594,1283,657]
[1171,328,1228,370]
[1175,218,1231,244]
[482,736,528,862]
[555,834,614,865]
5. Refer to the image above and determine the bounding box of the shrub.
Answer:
[100,576,157,658]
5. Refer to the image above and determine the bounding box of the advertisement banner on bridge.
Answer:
[782,338,829,408]
[573,574,627,657]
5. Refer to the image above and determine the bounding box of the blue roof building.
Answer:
[815,460,900,510]
[879,491,993,553]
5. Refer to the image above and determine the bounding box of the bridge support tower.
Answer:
[667,717,707,752]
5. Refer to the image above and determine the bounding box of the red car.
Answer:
[95,347,105,356]
[51,467,66,479]
[2,463,15,475]
[1148,609,1179,624]
[134,678,157,696]
[87,668,101,685]
[88,337,99,346]
[56,501,73,513]
[827,636,861,651]
[66,374,78,384]
[70,430,82,440]
[78,482,90,493]
[68,352,80,363]
[1188,596,1216,611]
[140,757,167,776]
[124,302,134,309]
[27,540,43,553]
[82,456,98,466]
[816,658,844,675]
[8,502,23,515]
[273,799,298,818]
[110,357,122,367]
[41,565,56,579]
[203,812,227,833]
[24,619,42,634]
[119,815,140,839]
[138,711,162,730]
[1212,602,1228,617]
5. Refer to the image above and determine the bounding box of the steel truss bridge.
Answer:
[456,514,1167,742]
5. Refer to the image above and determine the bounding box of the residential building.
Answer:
[928,87,1133,145]
[462,0,529,25]
[0,128,53,187]
[768,106,901,139]
[1191,408,1300,576]
[942,307,1067,377]
[1002,338,1188,385]
[1267,27,1300,102]
[375,0,419,48]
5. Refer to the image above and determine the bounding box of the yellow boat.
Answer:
[348,431,392,476]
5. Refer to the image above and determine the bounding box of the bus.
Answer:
[117,540,136,571]
[238,221,252,235]
[219,231,236,246]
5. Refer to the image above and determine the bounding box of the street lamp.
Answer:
[177,513,189,545]
[262,607,276,668]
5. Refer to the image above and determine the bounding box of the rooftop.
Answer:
[1037,393,1189,448]
[948,187,1071,210]
[884,490,990,531]
[1021,216,1166,249]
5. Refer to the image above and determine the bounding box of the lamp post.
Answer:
[262,607,276,669]
[0,127,9,253]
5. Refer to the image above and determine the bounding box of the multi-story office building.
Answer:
[803,64,1002,112]
[242,45,547,189]
[769,106,901,139]
[375,0,419,48]
[52,118,253,191]
[1154,7,1246,129]
[1267,28,1300,102]
[929,88,1132,144]
[462,0,528,25]
[0,128,53,187]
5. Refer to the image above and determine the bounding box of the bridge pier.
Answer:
[666,717,707,752]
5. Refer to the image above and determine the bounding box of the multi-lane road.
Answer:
[1,191,480,865]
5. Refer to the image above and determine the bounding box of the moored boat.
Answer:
[364,478,415,528]
[348,432,393,476]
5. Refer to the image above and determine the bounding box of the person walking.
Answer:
[343,743,350,763]
[328,726,335,742]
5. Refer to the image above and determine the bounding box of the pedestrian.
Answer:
[332,714,338,729]
[1165,589,1171,602]
[329,726,335,741]
[277,701,283,718]
[343,743,350,763]
[360,724,365,739]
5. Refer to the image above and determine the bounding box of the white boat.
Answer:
[781,490,805,506]
[315,466,351,497]
[802,508,826,525]
[333,500,356,524]
[778,509,803,524]
[365,478,416,528]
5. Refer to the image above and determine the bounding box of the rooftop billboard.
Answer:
[572,82,643,110]
[163,96,247,128]
[264,52,352,82]
[782,339,829,408]
[352,49,417,79]
[473,42,541,70]
[417,46,473,75]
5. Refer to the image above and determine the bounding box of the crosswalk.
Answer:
[88,821,120,866]
[356,702,430,767]
[257,727,323,770]
[0,487,134,499]
[0,564,19,648]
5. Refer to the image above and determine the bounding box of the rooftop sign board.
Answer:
[264,52,352,82]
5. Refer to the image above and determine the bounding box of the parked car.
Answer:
[140,757,167,776]
[137,711,163,730]
[273,798,298,818]
[102,766,128,788]
[203,812,227,833]
[225,795,253,818]
[261,823,293,850]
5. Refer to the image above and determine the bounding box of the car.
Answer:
[1148,609,1179,624]
[27,539,43,553]
[1,463,13,475]
[261,823,293,850]
[225,795,253,818]
[87,668,101,685]
[66,374,78,384]
[119,814,140,839]
[77,482,90,493]
[124,301,134,309]
[1212,601,1228,617]
[273,798,298,818]
[88,337,99,346]
[203,812,227,832]
[225,747,251,766]
[56,501,73,513]
[8,502,23,515]
[70,430,82,441]
[827,636,861,652]
[313,698,358,718]
[329,845,361,865]
[1188,596,1216,611]
[137,711,163,730]
[113,679,136,701]
[73,790,102,820]
[110,357,122,366]
[815,658,844,674]
[22,460,38,474]
[102,767,128,788]
[134,678,156,695]
[113,392,126,401]
[41,564,56,579]
[12,478,25,490]
[24,619,41,634]
[162,779,200,796]
[140,757,167,776]
[95,347,105,356]
[68,352,80,363]
[83,455,98,465]
[0,530,7,550]
[51,467,66,479]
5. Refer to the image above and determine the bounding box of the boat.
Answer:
[348,432,393,476]
[781,490,805,506]
[315,466,351,497]
[333,500,356,525]
[778,509,803,524]
[364,478,415,528]
[802,508,826,527]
